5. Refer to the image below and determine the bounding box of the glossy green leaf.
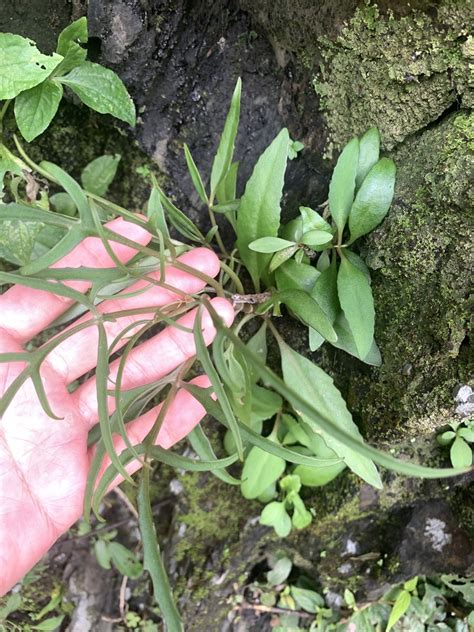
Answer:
[59,61,135,125]
[280,217,303,242]
[289,493,312,529]
[328,137,359,236]
[236,128,289,289]
[437,430,456,446]
[94,539,111,569]
[291,587,324,613]
[269,244,299,272]
[272,289,337,342]
[299,206,332,233]
[275,259,319,293]
[332,312,382,366]
[294,460,346,487]
[0,33,63,99]
[81,154,121,196]
[249,236,295,253]
[260,502,292,537]
[386,589,411,631]
[55,17,88,74]
[337,255,375,359]
[211,77,241,195]
[301,229,333,247]
[279,342,382,488]
[50,192,77,216]
[267,556,292,584]
[14,79,63,142]
[241,446,286,499]
[349,158,396,242]
[184,143,207,203]
[356,127,380,189]
[450,436,472,468]
[251,385,282,423]
[109,542,143,578]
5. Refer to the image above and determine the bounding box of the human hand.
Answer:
[0,217,233,595]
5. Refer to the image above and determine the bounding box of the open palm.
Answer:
[0,218,233,595]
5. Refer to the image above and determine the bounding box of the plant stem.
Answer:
[219,259,245,294]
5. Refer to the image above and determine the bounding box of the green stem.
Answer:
[219,259,245,294]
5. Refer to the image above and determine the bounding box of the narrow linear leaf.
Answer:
[328,137,359,236]
[211,77,241,195]
[236,128,290,289]
[337,255,375,359]
[188,425,240,485]
[216,161,239,206]
[184,144,207,203]
[386,590,411,632]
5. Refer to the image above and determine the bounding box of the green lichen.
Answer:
[313,1,473,154]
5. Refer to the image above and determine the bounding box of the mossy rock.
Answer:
[312,1,473,154]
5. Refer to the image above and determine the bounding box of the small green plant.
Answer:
[437,419,474,469]
[0,20,469,632]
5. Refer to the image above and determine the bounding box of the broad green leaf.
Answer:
[332,312,382,366]
[289,492,312,529]
[403,576,418,592]
[386,589,411,631]
[279,342,382,488]
[337,255,375,359]
[257,482,277,503]
[273,289,337,343]
[356,127,380,189]
[14,79,63,142]
[299,206,332,233]
[0,34,63,99]
[0,220,45,265]
[50,192,77,216]
[316,249,330,272]
[267,556,292,584]
[344,249,371,283]
[291,587,324,613]
[280,217,303,242]
[275,259,320,293]
[211,77,241,195]
[349,158,396,242]
[269,244,299,272]
[94,539,111,569]
[309,327,324,352]
[311,260,339,322]
[450,436,472,468]
[59,61,135,126]
[55,17,88,74]
[251,385,282,423]
[57,16,88,56]
[249,236,295,253]
[328,136,359,236]
[294,460,346,487]
[301,229,333,247]
[241,446,286,499]
[260,501,291,538]
[458,427,474,442]
[81,154,121,196]
[236,128,290,290]
[437,430,456,446]
[31,615,66,631]
[184,143,207,203]
[109,542,143,578]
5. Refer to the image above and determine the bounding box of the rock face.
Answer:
[0,0,472,628]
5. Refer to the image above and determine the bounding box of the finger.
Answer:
[74,297,234,426]
[0,217,151,344]
[46,248,220,383]
[91,375,210,489]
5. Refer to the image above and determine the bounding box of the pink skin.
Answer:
[0,217,234,595]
